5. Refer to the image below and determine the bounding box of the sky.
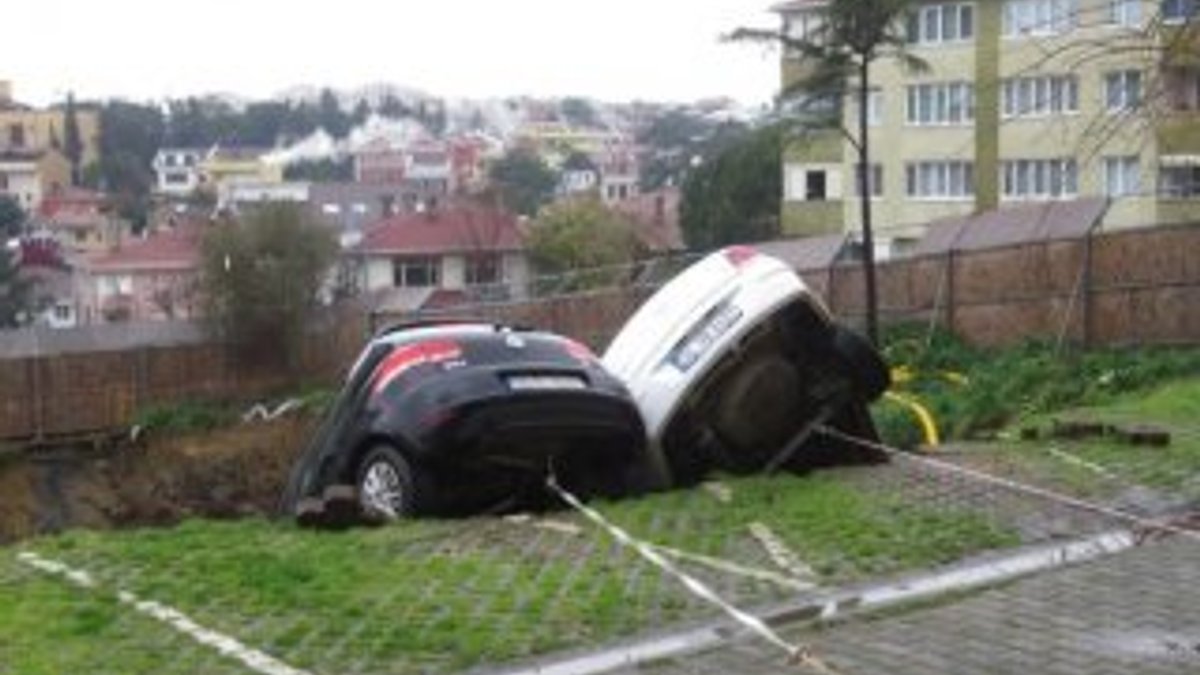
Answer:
[3,0,783,107]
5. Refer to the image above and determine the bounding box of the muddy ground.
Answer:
[0,416,317,544]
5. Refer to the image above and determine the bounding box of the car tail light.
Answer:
[562,338,598,364]
[722,245,758,268]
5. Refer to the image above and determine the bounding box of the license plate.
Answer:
[506,375,587,391]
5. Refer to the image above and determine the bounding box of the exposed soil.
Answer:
[0,416,317,544]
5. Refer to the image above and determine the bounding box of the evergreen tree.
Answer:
[63,92,84,186]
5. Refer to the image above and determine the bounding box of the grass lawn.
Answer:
[954,378,1200,500]
[3,471,1018,675]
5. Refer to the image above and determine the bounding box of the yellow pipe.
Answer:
[884,391,941,449]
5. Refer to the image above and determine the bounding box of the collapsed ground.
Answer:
[1,334,1199,673]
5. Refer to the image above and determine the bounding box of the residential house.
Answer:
[558,152,601,196]
[0,148,70,213]
[15,236,76,328]
[219,181,310,210]
[595,141,640,204]
[152,148,206,196]
[353,137,453,201]
[309,182,446,247]
[33,188,127,256]
[772,0,1200,255]
[199,146,284,193]
[76,223,203,323]
[0,80,102,166]
[353,206,529,312]
[355,138,408,184]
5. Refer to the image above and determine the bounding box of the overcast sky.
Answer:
[4,0,782,107]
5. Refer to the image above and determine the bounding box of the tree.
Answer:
[351,99,372,127]
[0,196,25,238]
[199,204,339,368]
[527,197,644,289]
[92,100,165,232]
[63,92,84,186]
[0,247,32,329]
[732,0,925,345]
[318,89,352,138]
[488,149,559,217]
[680,125,783,250]
[560,97,598,128]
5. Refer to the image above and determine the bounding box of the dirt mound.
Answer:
[0,417,316,544]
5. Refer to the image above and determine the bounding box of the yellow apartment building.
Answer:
[0,80,101,167]
[774,0,1200,255]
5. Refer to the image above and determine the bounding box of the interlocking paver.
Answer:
[632,537,1200,675]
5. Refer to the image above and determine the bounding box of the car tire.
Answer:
[831,326,891,401]
[355,445,424,519]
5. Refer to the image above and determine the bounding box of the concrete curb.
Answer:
[497,530,1138,675]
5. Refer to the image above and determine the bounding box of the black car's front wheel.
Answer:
[356,445,424,519]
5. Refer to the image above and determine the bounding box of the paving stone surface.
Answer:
[626,537,1200,675]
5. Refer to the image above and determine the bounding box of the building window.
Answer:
[783,11,825,51]
[391,256,441,288]
[855,164,884,198]
[0,173,7,191]
[856,90,884,126]
[1002,159,1079,200]
[1002,75,1079,118]
[1003,0,1079,37]
[1103,156,1141,197]
[806,171,828,201]
[1163,0,1197,22]
[465,254,502,286]
[53,304,71,321]
[1105,70,1143,111]
[8,124,24,148]
[1164,67,1200,111]
[1160,163,1200,198]
[906,83,975,125]
[1108,0,1142,26]
[165,172,189,185]
[907,3,975,44]
[905,161,974,199]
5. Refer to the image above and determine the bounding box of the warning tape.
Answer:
[546,474,843,673]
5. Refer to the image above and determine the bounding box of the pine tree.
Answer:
[64,92,84,186]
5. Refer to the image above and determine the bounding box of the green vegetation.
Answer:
[680,124,782,249]
[1001,379,1200,498]
[0,245,33,329]
[4,472,1017,673]
[875,326,1200,448]
[199,203,339,369]
[487,148,559,217]
[528,197,645,283]
[134,401,236,435]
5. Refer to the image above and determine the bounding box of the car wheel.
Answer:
[356,445,421,519]
[831,326,891,401]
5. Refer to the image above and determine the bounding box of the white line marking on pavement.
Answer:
[748,522,818,581]
[17,551,312,675]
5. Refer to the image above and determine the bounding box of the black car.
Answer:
[282,321,647,524]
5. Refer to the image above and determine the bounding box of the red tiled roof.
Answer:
[85,225,203,272]
[357,207,525,255]
[38,188,107,218]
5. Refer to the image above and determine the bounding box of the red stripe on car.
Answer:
[372,340,463,396]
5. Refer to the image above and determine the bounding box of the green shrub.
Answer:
[875,325,1200,447]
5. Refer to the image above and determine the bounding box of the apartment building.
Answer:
[774,0,1200,254]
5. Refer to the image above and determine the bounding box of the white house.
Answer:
[152,148,205,196]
